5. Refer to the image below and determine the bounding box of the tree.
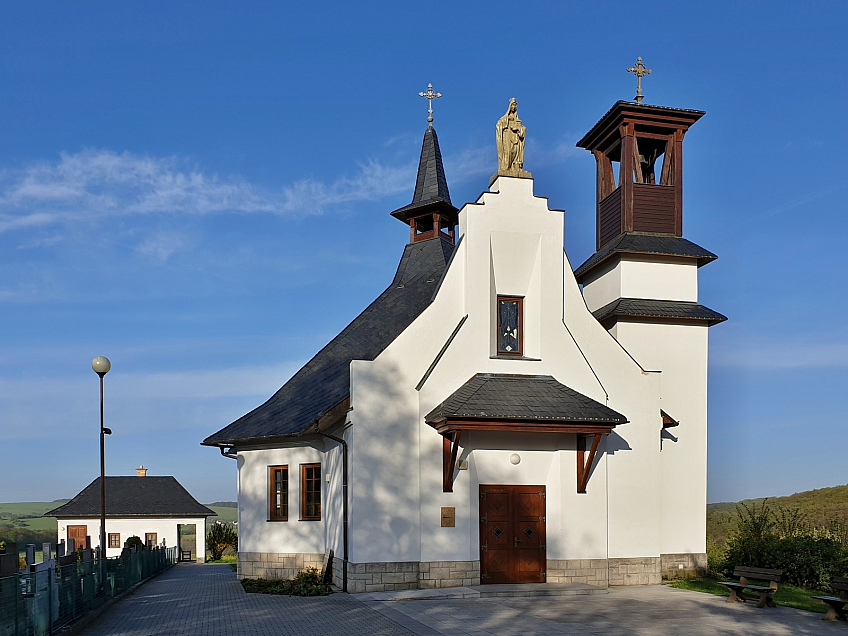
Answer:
[206,522,237,561]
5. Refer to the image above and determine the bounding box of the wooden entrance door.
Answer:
[67,525,88,550]
[479,485,546,584]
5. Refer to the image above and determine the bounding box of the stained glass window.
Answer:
[497,296,522,355]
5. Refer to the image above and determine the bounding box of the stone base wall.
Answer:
[661,552,707,579]
[608,556,662,586]
[347,561,420,594]
[547,559,609,588]
[237,551,325,580]
[419,561,480,589]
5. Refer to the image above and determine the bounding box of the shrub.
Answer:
[124,536,143,550]
[722,499,848,591]
[241,567,330,596]
[206,522,237,561]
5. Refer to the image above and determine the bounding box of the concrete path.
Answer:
[78,563,842,636]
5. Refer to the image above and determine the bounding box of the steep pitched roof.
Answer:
[573,233,717,282]
[426,374,627,424]
[592,298,727,326]
[391,126,458,223]
[203,236,456,446]
[44,476,214,518]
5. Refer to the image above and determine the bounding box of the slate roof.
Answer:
[391,126,458,223]
[592,298,727,326]
[44,477,215,518]
[425,374,628,424]
[203,236,455,446]
[573,233,717,282]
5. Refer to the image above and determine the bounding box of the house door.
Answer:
[68,525,88,550]
[479,485,546,584]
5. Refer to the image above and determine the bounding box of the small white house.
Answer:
[45,467,215,560]
[203,97,725,592]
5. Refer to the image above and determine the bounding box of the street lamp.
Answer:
[91,356,111,574]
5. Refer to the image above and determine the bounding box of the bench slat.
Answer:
[732,566,782,579]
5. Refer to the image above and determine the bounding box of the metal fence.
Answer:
[0,547,176,636]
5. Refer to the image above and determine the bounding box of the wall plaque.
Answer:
[441,507,456,528]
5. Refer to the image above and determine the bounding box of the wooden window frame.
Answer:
[108,533,121,548]
[496,295,524,356]
[300,463,321,521]
[145,533,157,548]
[268,465,289,521]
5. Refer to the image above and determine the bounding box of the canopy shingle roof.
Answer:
[203,236,455,446]
[426,374,627,424]
[44,476,214,518]
[592,298,727,326]
[574,233,717,282]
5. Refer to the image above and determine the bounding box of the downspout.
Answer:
[315,424,349,593]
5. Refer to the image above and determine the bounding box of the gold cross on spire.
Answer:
[626,57,652,103]
[419,83,441,127]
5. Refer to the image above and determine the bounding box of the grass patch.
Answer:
[207,555,237,564]
[241,567,331,596]
[667,577,828,613]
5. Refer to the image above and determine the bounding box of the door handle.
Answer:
[514,536,520,548]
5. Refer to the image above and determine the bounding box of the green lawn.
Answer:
[667,578,829,613]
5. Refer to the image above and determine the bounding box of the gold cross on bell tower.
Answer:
[627,57,652,104]
[419,83,441,127]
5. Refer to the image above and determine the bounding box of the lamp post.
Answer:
[91,356,111,576]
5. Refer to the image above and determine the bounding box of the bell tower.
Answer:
[576,101,703,251]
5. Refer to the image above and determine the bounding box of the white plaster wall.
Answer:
[348,176,664,566]
[611,321,709,555]
[56,516,206,558]
[237,445,327,554]
[582,257,698,311]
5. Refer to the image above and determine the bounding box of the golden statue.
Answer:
[492,98,531,184]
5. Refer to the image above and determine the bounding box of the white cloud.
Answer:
[712,340,848,370]
[0,150,418,235]
[136,232,188,262]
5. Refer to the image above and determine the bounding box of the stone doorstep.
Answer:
[356,582,607,602]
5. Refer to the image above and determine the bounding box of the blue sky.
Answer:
[1,1,846,505]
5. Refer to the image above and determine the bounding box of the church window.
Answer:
[269,466,288,521]
[497,296,523,355]
[301,464,321,520]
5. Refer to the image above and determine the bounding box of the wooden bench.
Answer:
[812,576,848,621]
[717,566,782,608]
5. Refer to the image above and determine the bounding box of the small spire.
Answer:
[419,83,442,127]
[626,57,652,103]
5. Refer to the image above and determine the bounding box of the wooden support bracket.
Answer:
[577,433,604,493]
[442,430,462,492]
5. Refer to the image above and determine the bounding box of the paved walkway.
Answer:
[78,563,843,636]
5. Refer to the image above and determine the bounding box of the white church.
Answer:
[203,92,725,593]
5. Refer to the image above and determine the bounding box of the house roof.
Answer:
[203,235,456,447]
[425,374,628,424]
[592,298,727,326]
[44,476,215,518]
[391,126,458,224]
[573,233,717,282]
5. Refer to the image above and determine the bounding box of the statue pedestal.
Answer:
[490,168,532,186]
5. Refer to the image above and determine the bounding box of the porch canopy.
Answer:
[425,373,627,493]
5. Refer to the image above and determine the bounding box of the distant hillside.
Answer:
[708,484,848,547]
[206,501,237,508]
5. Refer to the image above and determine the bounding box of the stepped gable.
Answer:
[44,476,214,518]
[203,236,455,446]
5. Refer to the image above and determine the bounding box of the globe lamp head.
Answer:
[91,356,111,376]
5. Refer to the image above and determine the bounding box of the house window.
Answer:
[269,465,288,521]
[497,296,523,355]
[301,464,321,520]
[145,533,157,548]
[108,533,121,548]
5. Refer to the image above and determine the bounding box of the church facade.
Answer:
[203,96,725,592]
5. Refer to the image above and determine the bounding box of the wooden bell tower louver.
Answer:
[576,101,704,251]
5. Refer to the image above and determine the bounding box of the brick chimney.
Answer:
[136,466,147,477]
